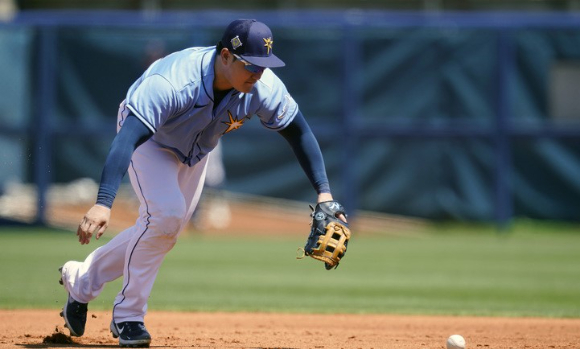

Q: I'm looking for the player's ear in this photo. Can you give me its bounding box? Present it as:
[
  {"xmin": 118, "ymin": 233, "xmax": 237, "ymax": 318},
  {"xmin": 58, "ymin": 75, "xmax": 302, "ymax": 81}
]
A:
[{"xmin": 220, "ymin": 48, "xmax": 232, "ymax": 65}]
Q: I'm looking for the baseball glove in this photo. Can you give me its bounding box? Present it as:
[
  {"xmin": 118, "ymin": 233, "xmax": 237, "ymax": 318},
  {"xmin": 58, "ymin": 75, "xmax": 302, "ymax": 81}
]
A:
[{"xmin": 301, "ymin": 201, "xmax": 351, "ymax": 270}]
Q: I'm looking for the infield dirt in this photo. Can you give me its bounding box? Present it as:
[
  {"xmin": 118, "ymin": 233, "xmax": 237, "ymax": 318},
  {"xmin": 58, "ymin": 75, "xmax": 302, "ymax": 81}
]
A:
[{"xmin": 1, "ymin": 309, "xmax": 579, "ymax": 348}]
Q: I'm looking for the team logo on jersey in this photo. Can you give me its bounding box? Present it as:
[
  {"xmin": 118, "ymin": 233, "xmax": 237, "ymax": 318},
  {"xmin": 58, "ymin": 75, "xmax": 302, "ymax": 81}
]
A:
[
  {"xmin": 223, "ymin": 110, "xmax": 245, "ymax": 134},
  {"xmin": 263, "ymin": 37, "xmax": 273, "ymax": 54},
  {"xmin": 231, "ymin": 36, "xmax": 242, "ymax": 50}
]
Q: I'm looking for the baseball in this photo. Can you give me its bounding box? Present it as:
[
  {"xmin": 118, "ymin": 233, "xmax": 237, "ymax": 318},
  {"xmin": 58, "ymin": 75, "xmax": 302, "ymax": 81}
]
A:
[{"xmin": 446, "ymin": 334, "xmax": 466, "ymax": 349}]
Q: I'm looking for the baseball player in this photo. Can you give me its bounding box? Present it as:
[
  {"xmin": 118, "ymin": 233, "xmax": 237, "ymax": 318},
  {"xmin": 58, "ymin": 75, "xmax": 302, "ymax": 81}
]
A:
[{"xmin": 58, "ymin": 19, "xmax": 346, "ymax": 347}]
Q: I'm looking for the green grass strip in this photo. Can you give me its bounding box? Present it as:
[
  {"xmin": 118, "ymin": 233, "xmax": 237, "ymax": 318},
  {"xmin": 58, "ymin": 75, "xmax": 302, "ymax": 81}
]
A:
[{"xmin": 0, "ymin": 223, "xmax": 579, "ymax": 318}]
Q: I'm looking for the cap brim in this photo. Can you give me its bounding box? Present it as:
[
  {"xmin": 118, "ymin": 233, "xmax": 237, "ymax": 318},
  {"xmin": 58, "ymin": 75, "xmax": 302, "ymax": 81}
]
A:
[{"xmin": 241, "ymin": 53, "xmax": 285, "ymax": 68}]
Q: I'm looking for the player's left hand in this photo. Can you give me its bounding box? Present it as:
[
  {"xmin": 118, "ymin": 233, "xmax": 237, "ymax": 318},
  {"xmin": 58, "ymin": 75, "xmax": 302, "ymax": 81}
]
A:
[
  {"xmin": 301, "ymin": 194, "xmax": 351, "ymax": 270},
  {"xmin": 317, "ymin": 193, "xmax": 347, "ymax": 223},
  {"xmin": 77, "ymin": 204, "xmax": 111, "ymax": 245}
]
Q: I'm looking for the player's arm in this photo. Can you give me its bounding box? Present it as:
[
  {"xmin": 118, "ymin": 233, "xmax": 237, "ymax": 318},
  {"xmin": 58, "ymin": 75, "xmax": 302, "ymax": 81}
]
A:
[
  {"xmin": 77, "ymin": 114, "xmax": 153, "ymax": 245},
  {"xmin": 277, "ymin": 111, "xmax": 342, "ymax": 209}
]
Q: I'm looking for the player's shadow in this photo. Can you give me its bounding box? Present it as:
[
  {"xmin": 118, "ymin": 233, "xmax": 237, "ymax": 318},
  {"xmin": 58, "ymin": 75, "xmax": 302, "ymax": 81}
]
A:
[
  {"xmin": 19, "ymin": 345, "xmax": 299, "ymax": 349},
  {"xmin": 18, "ymin": 345, "xmax": 118, "ymax": 348},
  {"xmin": 19, "ymin": 345, "xmax": 196, "ymax": 348}
]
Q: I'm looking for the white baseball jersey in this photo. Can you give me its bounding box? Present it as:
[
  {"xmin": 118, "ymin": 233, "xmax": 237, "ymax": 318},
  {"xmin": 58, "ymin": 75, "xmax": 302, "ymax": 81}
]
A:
[{"xmin": 124, "ymin": 46, "xmax": 299, "ymax": 166}]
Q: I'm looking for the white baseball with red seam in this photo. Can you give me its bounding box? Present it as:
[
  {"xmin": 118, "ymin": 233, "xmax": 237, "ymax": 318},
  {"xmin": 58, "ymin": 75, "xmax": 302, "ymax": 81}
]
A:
[{"xmin": 446, "ymin": 334, "xmax": 466, "ymax": 349}]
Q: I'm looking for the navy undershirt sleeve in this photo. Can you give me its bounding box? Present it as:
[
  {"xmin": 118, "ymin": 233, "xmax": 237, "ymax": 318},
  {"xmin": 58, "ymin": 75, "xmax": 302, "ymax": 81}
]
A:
[
  {"xmin": 96, "ymin": 114, "xmax": 153, "ymax": 208},
  {"xmin": 277, "ymin": 111, "xmax": 331, "ymax": 194}
]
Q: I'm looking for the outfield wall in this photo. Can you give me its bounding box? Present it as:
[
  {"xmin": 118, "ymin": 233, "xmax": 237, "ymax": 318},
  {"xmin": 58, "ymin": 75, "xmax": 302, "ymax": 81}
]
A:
[{"xmin": 1, "ymin": 10, "xmax": 580, "ymax": 224}]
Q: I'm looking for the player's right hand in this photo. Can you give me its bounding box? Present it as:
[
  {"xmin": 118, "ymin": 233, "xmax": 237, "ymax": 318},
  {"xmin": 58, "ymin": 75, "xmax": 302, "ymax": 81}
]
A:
[{"xmin": 77, "ymin": 204, "xmax": 111, "ymax": 245}]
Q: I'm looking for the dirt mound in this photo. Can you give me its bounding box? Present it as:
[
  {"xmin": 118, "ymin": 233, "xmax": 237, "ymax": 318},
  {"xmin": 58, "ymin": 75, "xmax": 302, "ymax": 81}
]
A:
[{"xmin": 42, "ymin": 327, "xmax": 73, "ymax": 344}]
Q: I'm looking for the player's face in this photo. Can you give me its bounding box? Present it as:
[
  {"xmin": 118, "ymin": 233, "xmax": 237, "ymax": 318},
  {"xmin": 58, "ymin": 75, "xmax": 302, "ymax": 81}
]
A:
[{"xmin": 224, "ymin": 51, "xmax": 265, "ymax": 93}]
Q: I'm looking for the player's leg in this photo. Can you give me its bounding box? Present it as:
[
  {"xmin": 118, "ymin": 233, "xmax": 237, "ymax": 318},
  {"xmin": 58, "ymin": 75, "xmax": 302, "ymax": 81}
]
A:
[
  {"xmin": 60, "ymin": 225, "xmax": 142, "ymax": 303},
  {"xmin": 58, "ymin": 101, "xmax": 142, "ymax": 337},
  {"xmin": 58, "ymin": 226, "xmax": 140, "ymax": 337},
  {"xmin": 110, "ymin": 140, "xmax": 208, "ymax": 347}
]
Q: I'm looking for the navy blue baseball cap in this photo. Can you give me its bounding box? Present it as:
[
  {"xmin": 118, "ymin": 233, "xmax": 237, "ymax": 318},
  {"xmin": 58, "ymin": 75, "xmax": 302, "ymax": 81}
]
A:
[{"xmin": 221, "ymin": 19, "xmax": 285, "ymax": 68}]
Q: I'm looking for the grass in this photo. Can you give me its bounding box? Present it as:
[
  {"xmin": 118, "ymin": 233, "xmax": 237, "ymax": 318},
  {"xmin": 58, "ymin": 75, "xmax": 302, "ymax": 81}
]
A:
[{"xmin": 0, "ymin": 222, "xmax": 579, "ymax": 318}]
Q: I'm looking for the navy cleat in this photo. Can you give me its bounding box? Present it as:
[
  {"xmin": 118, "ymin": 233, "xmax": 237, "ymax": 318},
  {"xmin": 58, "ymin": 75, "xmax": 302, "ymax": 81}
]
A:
[
  {"xmin": 58, "ymin": 267, "xmax": 88, "ymax": 337},
  {"xmin": 60, "ymin": 294, "xmax": 88, "ymax": 336},
  {"xmin": 110, "ymin": 321, "xmax": 152, "ymax": 348}
]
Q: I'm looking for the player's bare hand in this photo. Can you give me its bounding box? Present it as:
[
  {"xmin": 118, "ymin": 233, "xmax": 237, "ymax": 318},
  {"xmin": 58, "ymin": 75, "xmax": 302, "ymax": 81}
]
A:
[
  {"xmin": 317, "ymin": 193, "xmax": 347, "ymax": 223},
  {"xmin": 77, "ymin": 204, "xmax": 111, "ymax": 245}
]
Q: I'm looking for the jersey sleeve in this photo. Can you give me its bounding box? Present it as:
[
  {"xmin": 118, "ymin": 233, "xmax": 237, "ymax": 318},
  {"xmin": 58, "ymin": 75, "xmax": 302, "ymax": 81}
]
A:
[
  {"xmin": 255, "ymin": 70, "xmax": 299, "ymax": 131},
  {"xmin": 125, "ymin": 74, "xmax": 178, "ymax": 133}
]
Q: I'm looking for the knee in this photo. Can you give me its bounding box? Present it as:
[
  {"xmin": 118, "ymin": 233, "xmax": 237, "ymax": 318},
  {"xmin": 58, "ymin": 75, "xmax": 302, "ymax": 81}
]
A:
[{"xmin": 148, "ymin": 202, "xmax": 187, "ymax": 236}]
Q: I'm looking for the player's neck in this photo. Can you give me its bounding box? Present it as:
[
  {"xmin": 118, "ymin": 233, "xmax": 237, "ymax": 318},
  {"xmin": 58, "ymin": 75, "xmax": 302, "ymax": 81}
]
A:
[{"xmin": 213, "ymin": 77, "xmax": 232, "ymax": 92}]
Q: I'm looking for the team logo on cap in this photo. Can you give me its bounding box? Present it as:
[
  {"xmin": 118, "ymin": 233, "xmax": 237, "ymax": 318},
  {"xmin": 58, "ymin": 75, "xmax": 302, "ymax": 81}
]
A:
[
  {"xmin": 263, "ymin": 37, "xmax": 273, "ymax": 54},
  {"xmin": 230, "ymin": 35, "xmax": 242, "ymax": 50}
]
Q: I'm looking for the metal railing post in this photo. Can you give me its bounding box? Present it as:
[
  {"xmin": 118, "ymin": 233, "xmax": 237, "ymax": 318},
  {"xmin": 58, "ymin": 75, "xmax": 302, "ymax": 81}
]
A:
[
  {"xmin": 341, "ymin": 23, "xmax": 360, "ymax": 217},
  {"xmin": 33, "ymin": 26, "xmax": 57, "ymax": 225},
  {"xmin": 494, "ymin": 28, "xmax": 514, "ymax": 228}
]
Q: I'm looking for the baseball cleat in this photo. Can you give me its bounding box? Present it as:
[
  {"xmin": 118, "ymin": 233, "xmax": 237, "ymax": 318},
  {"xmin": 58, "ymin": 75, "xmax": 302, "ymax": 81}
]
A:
[
  {"xmin": 60, "ymin": 294, "xmax": 88, "ymax": 336},
  {"xmin": 110, "ymin": 321, "xmax": 151, "ymax": 348},
  {"xmin": 58, "ymin": 266, "xmax": 88, "ymax": 337}
]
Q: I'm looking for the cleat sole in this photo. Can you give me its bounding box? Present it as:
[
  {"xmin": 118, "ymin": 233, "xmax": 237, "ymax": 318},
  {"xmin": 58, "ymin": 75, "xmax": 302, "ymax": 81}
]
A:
[
  {"xmin": 119, "ymin": 338, "xmax": 151, "ymax": 347},
  {"xmin": 120, "ymin": 343, "xmax": 150, "ymax": 348}
]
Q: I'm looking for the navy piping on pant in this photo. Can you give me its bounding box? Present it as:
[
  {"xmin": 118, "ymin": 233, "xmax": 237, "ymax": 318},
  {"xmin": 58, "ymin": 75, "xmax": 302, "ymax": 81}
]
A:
[{"xmin": 112, "ymin": 159, "xmax": 151, "ymax": 321}]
